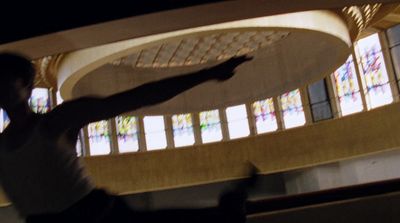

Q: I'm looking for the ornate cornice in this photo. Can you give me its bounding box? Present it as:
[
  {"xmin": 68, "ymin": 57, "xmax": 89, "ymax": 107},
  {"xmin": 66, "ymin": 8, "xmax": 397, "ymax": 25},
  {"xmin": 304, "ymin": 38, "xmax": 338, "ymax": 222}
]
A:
[
  {"xmin": 33, "ymin": 54, "xmax": 63, "ymax": 89},
  {"xmin": 341, "ymin": 4, "xmax": 382, "ymax": 41}
]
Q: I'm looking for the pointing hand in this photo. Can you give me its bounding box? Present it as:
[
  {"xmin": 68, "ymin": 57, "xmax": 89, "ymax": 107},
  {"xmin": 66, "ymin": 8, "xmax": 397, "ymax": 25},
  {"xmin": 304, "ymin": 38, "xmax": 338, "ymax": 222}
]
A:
[{"xmin": 212, "ymin": 55, "xmax": 252, "ymax": 81}]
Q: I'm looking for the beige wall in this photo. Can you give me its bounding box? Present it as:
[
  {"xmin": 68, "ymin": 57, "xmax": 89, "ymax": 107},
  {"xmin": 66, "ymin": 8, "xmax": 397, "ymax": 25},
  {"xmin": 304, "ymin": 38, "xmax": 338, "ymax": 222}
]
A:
[
  {"xmin": 283, "ymin": 149, "xmax": 400, "ymax": 194},
  {"xmin": 1, "ymin": 102, "xmax": 400, "ymax": 206},
  {"xmin": 81, "ymin": 102, "xmax": 400, "ymax": 196}
]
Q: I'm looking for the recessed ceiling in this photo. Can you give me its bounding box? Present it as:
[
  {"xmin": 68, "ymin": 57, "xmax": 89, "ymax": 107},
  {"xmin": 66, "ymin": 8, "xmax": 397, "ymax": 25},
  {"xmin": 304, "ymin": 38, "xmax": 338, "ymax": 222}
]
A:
[
  {"xmin": 111, "ymin": 31, "xmax": 290, "ymax": 68},
  {"xmin": 73, "ymin": 30, "xmax": 349, "ymax": 115},
  {"xmin": 59, "ymin": 10, "xmax": 351, "ymax": 115}
]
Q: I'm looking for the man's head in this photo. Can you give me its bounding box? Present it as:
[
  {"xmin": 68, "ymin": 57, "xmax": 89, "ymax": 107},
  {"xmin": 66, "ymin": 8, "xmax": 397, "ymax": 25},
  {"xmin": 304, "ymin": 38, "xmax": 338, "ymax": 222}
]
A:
[{"xmin": 0, "ymin": 53, "xmax": 35, "ymax": 109}]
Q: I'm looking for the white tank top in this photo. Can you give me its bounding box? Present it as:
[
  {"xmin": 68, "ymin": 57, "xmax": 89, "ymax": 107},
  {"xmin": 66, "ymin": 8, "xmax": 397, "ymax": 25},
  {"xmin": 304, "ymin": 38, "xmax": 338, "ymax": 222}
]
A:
[{"xmin": 0, "ymin": 119, "xmax": 95, "ymax": 216}]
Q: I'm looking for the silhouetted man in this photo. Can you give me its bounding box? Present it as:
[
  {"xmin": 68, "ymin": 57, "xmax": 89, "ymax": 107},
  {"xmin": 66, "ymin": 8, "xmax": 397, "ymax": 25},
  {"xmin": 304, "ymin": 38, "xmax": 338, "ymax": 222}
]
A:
[{"xmin": 0, "ymin": 52, "xmax": 252, "ymax": 222}]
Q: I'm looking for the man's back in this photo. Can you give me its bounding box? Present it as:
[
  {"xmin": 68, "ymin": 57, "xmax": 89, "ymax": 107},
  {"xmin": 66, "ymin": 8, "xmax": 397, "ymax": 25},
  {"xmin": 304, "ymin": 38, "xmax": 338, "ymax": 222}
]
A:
[
  {"xmin": 0, "ymin": 114, "xmax": 94, "ymax": 216},
  {"xmin": 0, "ymin": 52, "xmax": 251, "ymax": 222}
]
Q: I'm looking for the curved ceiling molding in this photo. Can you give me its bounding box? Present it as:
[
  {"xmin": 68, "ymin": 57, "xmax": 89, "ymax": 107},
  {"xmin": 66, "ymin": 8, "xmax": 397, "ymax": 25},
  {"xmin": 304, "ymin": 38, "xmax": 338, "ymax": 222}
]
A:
[{"xmin": 57, "ymin": 10, "xmax": 351, "ymax": 115}]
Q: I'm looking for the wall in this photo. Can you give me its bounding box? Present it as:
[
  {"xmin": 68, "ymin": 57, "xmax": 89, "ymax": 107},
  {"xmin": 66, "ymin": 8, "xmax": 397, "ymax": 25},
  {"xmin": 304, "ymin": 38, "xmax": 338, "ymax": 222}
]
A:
[
  {"xmin": 78, "ymin": 102, "xmax": 400, "ymax": 196},
  {"xmin": 284, "ymin": 149, "xmax": 400, "ymax": 194},
  {"xmin": 4, "ymin": 148, "xmax": 400, "ymax": 222},
  {"xmin": 1, "ymin": 102, "xmax": 400, "ymax": 208}
]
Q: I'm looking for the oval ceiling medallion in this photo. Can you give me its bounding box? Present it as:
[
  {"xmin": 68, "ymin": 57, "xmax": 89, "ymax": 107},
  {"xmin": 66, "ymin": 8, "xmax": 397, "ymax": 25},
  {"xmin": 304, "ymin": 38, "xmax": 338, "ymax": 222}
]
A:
[{"xmin": 111, "ymin": 31, "xmax": 290, "ymax": 68}]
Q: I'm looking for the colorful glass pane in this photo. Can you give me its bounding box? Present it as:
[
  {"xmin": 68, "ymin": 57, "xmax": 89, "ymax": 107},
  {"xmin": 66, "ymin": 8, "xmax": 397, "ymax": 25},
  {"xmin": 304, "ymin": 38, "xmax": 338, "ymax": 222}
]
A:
[
  {"xmin": 332, "ymin": 55, "xmax": 364, "ymax": 116},
  {"xmin": 0, "ymin": 110, "xmax": 6, "ymax": 132},
  {"xmin": 172, "ymin": 114, "xmax": 195, "ymax": 147},
  {"xmin": 280, "ymin": 89, "xmax": 306, "ymax": 129},
  {"xmin": 143, "ymin": 116, "xmax": 167, "ymax": 151},
  {"xmin": 88, "ymin": 121, "xmax": 111, "ymax": 155},
  {"xmin": 252, "ymin": 98, "xmax": 277, "ymax": 133},
  {"xmin": 56, "ymin": 91, "xmax": 64, "ymax": 105},
  {"xmin": 1, "ymin": 110, "xmax": 10, "ymax": 132},
  {"xmin": 116, "ymin": 116, "xmax": 139, "ymax": 153},
  {"xmin": 226, "ymin": 104, "xmax": 250, "ymax": 139},
  {"xmin": 0, "ymin": 110, "xmax": 2, "ymax": 133},
  {"xmin": 76, "ymin": 135, "xmax": 83, "ymax": 157},
  {"xmin": 4, "ymin": 113, "xmax": 9, "ymax": 130},
  {"xmin": 356, "ymin": 33, "xmax": 393, "ymax": 109},
  {"xmin": 29, "ymin": 88, "xmax": 50, "ymax": 114},
  {"xmin": 199, "ymin": 110, "xmax": 222, "ymax": 143}
]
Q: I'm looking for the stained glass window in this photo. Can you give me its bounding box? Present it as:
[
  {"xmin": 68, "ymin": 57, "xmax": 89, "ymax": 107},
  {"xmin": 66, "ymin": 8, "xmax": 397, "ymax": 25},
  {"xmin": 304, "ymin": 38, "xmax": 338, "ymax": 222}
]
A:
[
  {"xmin": 116, "ymin": 116, "xmax": 139, "ymax": 153},
  {"xmin": 143, "ymin": 116, "xmax": 167, "ymax": 151},
  {"xmin": 3, "ymin": 112, "xmax": 9, "ymax": 130},
  {"xmin": 56, "ymin": 91, "xmax": 64, "ymax": 105},
  {"xmin": 0, "ymin": 110, "xmax": 7, "ymax": 132},
  {"xmin": 88, "ymin": 121, "xmax": 111, "ymax": 155},
  {"xmin": 0, "ymin": 110, "xmax": 10, "ymax": 132},
  {"xmin": 172, "ymin": 114, "xmax": 195, "ymax": 147},
  {"xmin": 29, "ymin": 88, "xmax": 50, "ymax": 114},
  {"xmin": 252, "ymin": 98, "xmax": 277, "ymax": 134},
  {"xmin": 0, "ymin": 110, "xmax": 3, "ymax": 133},
  {"xmin": 308, "ymin": 80, "xmax": 333, "ymax": 121},
  {"xmin": 76, "ymin": 135, "xmax": 83, "ymax": 157},
  {"xmin": 355, "ymin": 33, "xmax": 393, "ymax": 109},
  {"xmin": 199, "ymin": 110, "xmax": 222, "ymax": 143},
  {"xmin": 226, "ymin": 104, "xmax": 250, "ymax": 139},
  {"xmin": 280, "ymin": 89, "xmax": 306, "ymax": 129},
  {"xmin": 332, "ymin": 55, "xmax": 364, "ymax": 116}
]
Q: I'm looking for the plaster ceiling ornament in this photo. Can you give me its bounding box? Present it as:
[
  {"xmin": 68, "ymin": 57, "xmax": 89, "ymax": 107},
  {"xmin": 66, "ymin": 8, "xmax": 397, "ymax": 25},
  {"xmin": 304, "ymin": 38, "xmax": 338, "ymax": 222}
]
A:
[
  {"xmin": 111, "ymin": 31, "xmax": 290, "ymax": 68},
  {"xmin": 54, "ymin": 3, "xmax": 397, "ymax": 115}
]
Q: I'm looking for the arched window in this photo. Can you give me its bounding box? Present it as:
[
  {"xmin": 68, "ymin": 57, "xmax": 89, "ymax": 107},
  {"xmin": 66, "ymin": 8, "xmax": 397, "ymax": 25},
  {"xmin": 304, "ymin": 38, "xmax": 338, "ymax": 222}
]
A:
[
  {"xmin": 199, "ymin": 110, "xmax": 222, "ymax": 143},
  {"xmin": 172, "ymin": 113, "xmax": 195, "ymax": 147},
  {"xmin": 252, "ymin": 98, "xmax": 278, "ymax": 133},
  {"xmin": 355, "ymin": 33, "xmax": 393, "ymax": 109},
  {"xmin": 226, "ymin": 104, "xmax": 250, "ymax": 139},
  {"xmin": 143, "ymin": 116, "xmax": 167, "ymax": 151},
  {"xmin": 116, "ymin": 116, "xmax": 139, "ymax": 153},
  {"xmin": 88, "ymin": 120, "xmax": 111, "ymax": 155},
  {"xmin": 29, "ymin": 88, "xmax": 50, "ymax": 114},
  {"xmin": 332, "ymin": 55, "xmax": 364, "ymax": 116},
  {"xmin": 280, "ymin": 89, "xmax": 306, "ymax": 129}
]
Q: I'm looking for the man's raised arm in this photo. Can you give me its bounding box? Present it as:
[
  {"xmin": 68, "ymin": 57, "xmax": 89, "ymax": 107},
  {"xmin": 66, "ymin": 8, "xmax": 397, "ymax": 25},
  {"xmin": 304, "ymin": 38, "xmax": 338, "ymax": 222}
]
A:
[{"xmin": 46, "ymin": 56, "xmax": 252, "ymax": 133}]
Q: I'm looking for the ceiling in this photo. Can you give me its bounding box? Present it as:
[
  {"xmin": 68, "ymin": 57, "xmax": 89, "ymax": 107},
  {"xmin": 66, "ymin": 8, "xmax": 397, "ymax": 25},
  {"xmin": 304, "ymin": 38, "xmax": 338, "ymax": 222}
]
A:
[
  {"xmin": 0, "ymin": 0, "xmax": 222, "ymax": 45},
  {"xmin": 1, "ymin": 0, "xmax": 399, "ymax": 59},
  {"xmin": 111, "ymin": 31, "xmax": 290, "ymax": 68},
  {"xmin": 356, "ymin": 4, "xmax": 400, "ymax": 37},
  {"xmin": 372, "ymin": 5, "xmax": 400, "ymax": 29},
  {"xmin": 68, "ymin": 10, "xmax": 350, "ymax": 115}
]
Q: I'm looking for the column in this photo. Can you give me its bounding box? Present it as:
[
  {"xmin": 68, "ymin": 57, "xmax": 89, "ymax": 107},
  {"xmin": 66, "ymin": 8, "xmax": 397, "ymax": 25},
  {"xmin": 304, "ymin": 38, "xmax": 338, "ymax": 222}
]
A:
[
  {"xmin": 273, "ymin": 96, "xmax": 284, "ymax": 130},
  {"xmin": 325, "ymin": 77, "xmax": 341, "ymax": 119},
  {"xmin": 82, "ymin": 126, "xmax": 91, "ymax": 156},
  {"xmin": 300, "ymin": 87, "xmax": 313, "ymax": 125},
  {"xmin": 219, "ymin": 108, "xmax": 230, "ymax": 141},
  {"xmin": 192, "ymin": 112, "xmax": 202, "ymax": 145},
  {"xmin": 245, "ymin": 102, "xmax": 257, "ymax": 136},
  {"xmin": 164, "ymin": 115, "xmax": 174, "ymax": 148},
  {"xmin": 137, "ymin": 117, "xmax": 147, "ymax": 152},
  {"xmin": 109, "ymin": 118, "xmax": 119, "ymax": 154}
]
